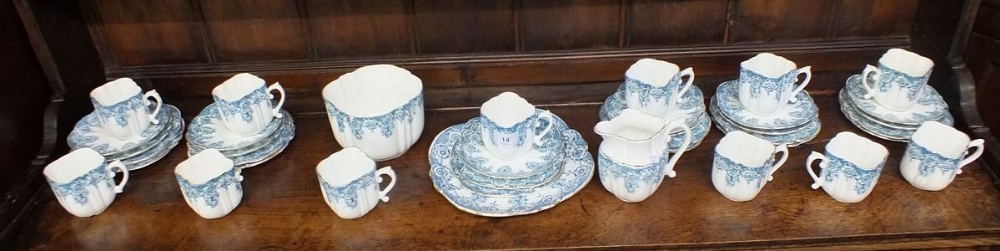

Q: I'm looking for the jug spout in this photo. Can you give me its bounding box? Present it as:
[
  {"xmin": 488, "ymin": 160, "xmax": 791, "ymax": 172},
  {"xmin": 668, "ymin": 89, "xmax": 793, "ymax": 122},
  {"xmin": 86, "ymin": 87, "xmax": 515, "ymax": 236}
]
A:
[{"xmin": 594, "ymin": 109, "xmax": 671, "ymax": 166}]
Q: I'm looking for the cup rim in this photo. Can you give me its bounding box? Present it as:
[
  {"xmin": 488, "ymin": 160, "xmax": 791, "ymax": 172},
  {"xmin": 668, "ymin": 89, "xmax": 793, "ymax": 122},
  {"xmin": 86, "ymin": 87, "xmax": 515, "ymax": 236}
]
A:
[
  {"xmin": 740, "ymin": 53, "xmax": 797, "ymax": 79},
  {"xmin": 175, "ymin": 149, "xmax": 235, "ymax": 185},
  {"xmin": 44, "ymin": 148, "xmax": 106, "ymax": 184},
  {"xmin": 90, "ymin": 78, "xmax": 142, "ymax": 106},
  {"xmin": 212, "ymin": 73, "xmax": 266, "ymax": 102},
  {"xmin": 322, "ymin": 64, "xmax": 423, "ymax": 118},
  {"xmin": 878, "ymin": 48, "xmax": 934, "ymax": 77},
  {"xmin": 317, "ymin": 147, "xmax": 376, "ymax": 186},
  {"xmin": 625, "ymin": 58, "xmax": 681, "ymax": 87},
  {"xmin": 826, "ymin": 132, "xmax": 888, "ymax": 170},
  {"xmin": 481, "ymin": 92, "xmax": 536, "ymax": 128},
  {"xmin": 716, "ymin": 131, "xmax": 775, "ymax": 167},
  {"xmin": 911, "ymin": 121, "xmax": 970, "ymax": 159},
  {"xmin": 594, "ymin": 109, "xmax": 668, "ymax": 142}
]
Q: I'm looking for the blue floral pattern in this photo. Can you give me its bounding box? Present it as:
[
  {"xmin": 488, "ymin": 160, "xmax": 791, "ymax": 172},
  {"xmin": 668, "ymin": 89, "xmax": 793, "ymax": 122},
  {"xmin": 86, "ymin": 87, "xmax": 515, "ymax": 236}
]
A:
[
  {"xmin": 839, "ymin": 89, "xmax": 954, "ymax": 142},
  {"xmin": 480, "ymin": 113, "xmax": 536, "ymax": 149},
  {"xmin": 907, "ymin": 143, "xmax": 961, "ymax": 177},
  {"xmin": 871, "ymin": 64, "xmax": 931, "ymax": 101},
  {"xmin": 455, "ymin": 115, "xmax": 563, "ymax": 178},
  {"xmin": 320, "ymin": 171, "xmax": 374, "ymax": 209},
  {"xmin": 92, "ymin": 95, "xmax": 146, "ymax": 127},
  {"xmin": 213, "ymin": 88, "xmax": 270, "ymax": 123},
  {"xmin": 187, "ymin": 102, "xmax": 285, "ymax": 151},
  {"xmin": 713, "ymin": 153, "xmax": 773, "ymax": 188},
  {"xmin": 120, "ymin": 105, "xmax": 185, "ymax": 170},
  {"xmin": 177, "ymin": 169, "xmax": 242, "ymax": 208},
  {"xmin": 326, "ymin": 95, "xmax": 422, "ymax": 140},
  {"xmin": 822, "ymin": 154, "xmax": 884, "ymax": 195},
  {"xmin": 600, "ymin": 84, "xmax": 710, "ymax": 152},
  {"xmin": 598, "ymin": 151, "xmax": 668, "ymax": 193},
  {"xmin": 717, "ymin": 80, "xmax": 817, "ymax": 129},
  {"xmin": 623, "ymin": 75, "xmax": 688, "ymax": 107},
  {"xmin": 70, "ymin": 103, "xmax": 173, "ymax": 156},
  {"xmin": 739, "ymin": 68, "xmax": 800, "ymax": 101},
  {"xmin": 710, "ymin": 97, "xmax": 820, "ymax": 147},
  {"xmin": 47, "ymin": 165, "xmax": 114, "ymax": 205},
  {"xmin": 847, "ymin": 74, "xmax": 948, "ymax": 125},
  {"xmin": 187, "ymin": 113, "xmax": 295, "ymax": 169}
]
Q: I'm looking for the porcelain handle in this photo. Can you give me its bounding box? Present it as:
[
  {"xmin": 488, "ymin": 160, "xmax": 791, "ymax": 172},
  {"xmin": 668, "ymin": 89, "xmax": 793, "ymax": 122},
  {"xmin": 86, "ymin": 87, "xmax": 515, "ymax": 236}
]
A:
[
  {"xmin": 661, "ymin": 120, "xmax": 692, "ymax": 178},
  {"xmin": 376, "ymin": 166, "xmax": 396, "ymax": 203},
  {"xmin": 533, "ymin": 110, "xmax": 555, "ymax": 146},
  {"xmin": 234, "ymin": 166, "xmax": 244, "ymax": 182},
  {"xmin": 674, "ymin": 67, "xmax": 695, "ymax": 104},
  {"xmin": 107, "ymin": 160, "xmax": 130, "ymax": 193},
  {"xmin": 267, "ymin": 82, "xmax": 286, "ymax": 119},
  {"xmin": 768, "ymin": 144, "xmax": 789, "ymax": 181},
  {"xmin": 957, "ymin": 139, "xmax": 986, "ymax": 174},
  {"xmin": 861, "ymin": 64, "xmax": 881, "ymax": 99},
  {"xmin": 143, "ymin": 90, "xmax": 163, "ymax": 124},
  {"xmin": 806, "ymin": 151, "xmax": 827, "ymax": 189},
  {"xmin": 787, "ymin": 66, "xmax": 811, "ymax": 103}
]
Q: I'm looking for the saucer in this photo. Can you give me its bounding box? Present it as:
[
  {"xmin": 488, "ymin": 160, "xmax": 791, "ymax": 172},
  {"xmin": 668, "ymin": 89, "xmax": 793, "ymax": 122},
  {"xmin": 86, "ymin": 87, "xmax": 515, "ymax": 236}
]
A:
[
  {"xmin": 430, "ymin": 113, "xmax": 594, "ymax": 217},
  {"xmin": 600, "ymin": 83, "xmax": 706, "ymax": 133},
  {"xmin": 668, "ymin": 111, "xmax": 711, "ymax": 153},
  {"xmin": 716, "ymin": 80, "xmax": 817, "ymax": 130},
  {"xmin": 120, "ymin": 111, "xmax": 184, "ymax": 170},
  {"xmin": 845, "ymin": 74, "xmax": 948, "ymax": 126},
  {"xmin": 187, "ymin": 113, "xmax": 295, "ymax": 169},
  {"xmin": 710, "ymin": 97, "xmax": 819, "ymax": 147},
  {"xmin": 69, "ymin": 103, "xmax": 175, "ymax": 157},
  {"xmin": 839, "ymin": 88, "xmax": 953, "ymax": 142},
  {"xmin": 187, "ymin": 102, "xmax": 287, "ymax": 151},
  {"xmin": 454, "ymin": 114, "xmax": 564, "ymax": 179}
]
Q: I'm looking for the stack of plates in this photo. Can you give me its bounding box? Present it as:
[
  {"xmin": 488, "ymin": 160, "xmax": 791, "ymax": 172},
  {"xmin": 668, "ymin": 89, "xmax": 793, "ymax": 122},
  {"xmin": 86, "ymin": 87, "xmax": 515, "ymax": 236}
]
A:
[
  {"xmin": 709, "ymin": 80, "xmax": 821, "ymax": 147},
  {"xmin": 68, "ymin": 105, "xmax": 185, "ymax": 170},
  {"xmin": 599, "ymin": 84, "xmax": 711, "ymax": 152},
  {"xmin": 186, "ymin": 103, "xmax": 295, "ymax": 168},
  {"xmin": 839, "ymin": 74, "xmax": 953, "ymax": 141}
]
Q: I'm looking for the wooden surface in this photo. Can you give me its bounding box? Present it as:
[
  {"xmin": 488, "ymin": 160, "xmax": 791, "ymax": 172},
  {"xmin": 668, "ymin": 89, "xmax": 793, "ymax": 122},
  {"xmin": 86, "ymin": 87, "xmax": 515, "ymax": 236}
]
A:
[{"xmin": 7, "ymin": 77, "xmax": 1000, "ymax": 249}]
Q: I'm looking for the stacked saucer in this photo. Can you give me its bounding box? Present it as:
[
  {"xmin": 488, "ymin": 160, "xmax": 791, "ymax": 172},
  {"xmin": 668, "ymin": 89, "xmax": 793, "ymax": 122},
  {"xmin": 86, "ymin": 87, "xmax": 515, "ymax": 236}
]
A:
[
  {"xmin": 186, "ymin": 102, "xmax": 295, "ymax": 169},
  {"xmin": 709, "ymin": 80, "xmax": 820, "ymax": 147},
  {"xmin": 599, "ymin": 83, "xmax": 711, "ymax": 152},
  {"xmin": 838, "ymin": 74, "xmax": 952, "ymax": 141}
]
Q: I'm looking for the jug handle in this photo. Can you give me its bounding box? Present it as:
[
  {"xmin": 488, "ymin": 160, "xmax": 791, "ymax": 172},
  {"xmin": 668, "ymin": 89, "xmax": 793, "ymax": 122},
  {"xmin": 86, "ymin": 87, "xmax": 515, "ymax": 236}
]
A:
[
  {"xmin": 861, "ymin": 65, "xmax": 881, "ymax": 99},
  {"xmin": 768, "ymin": 144, "xmax": 789, "ymax": 181},
  {"xmin": 806, "ymin": 151, "xmax": 827, "ymax": 189},
  {"xmin": 533, "ymin": 110, "xmax": 555, "ymax": 146},
  {"xmin": 957, "ymin": 139, "xmax": 985, "ymax": 174},
  {"xmin": 661, "ymin": 120, "xmax": 692, "ymax": 178}
]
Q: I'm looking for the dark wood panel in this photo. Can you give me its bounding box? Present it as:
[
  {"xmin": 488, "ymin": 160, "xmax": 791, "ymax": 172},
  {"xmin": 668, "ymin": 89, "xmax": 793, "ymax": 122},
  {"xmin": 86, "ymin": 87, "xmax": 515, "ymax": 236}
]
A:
[
  {"xmin": 627, "ymin": 0, "xmax": 728, "ymax": 47},
  {"xmin": 413, "ymin": 0, "xmax": 515, "ymax": 54},
  {"xmin": 305, "ymin": 0, "xmax": 412, "ymax": 58},
  {"xmin": 199, "ymin": 0, "xmax": 310, "ymax": 62},
  {"xmin": 729, "ymin": 0, "xmax": 837, "ymax": 43},
  {"xmin": 833, "ymin": 0, "xmax": 920, "ymax": 38},
  {"xmin": 967, "ymin": 4, "xmax": 1000, "ymax": 143},
  {"xmin": 92, "ymin": 0, "xmax": 208, "ymax": 66},
  {"xmin": 519, "ymin": 0, "xmax": 620, "ymax": 51},
  {"xmin": 974, "ymin": 3, "xmax": 1000, "ymax": 41}
]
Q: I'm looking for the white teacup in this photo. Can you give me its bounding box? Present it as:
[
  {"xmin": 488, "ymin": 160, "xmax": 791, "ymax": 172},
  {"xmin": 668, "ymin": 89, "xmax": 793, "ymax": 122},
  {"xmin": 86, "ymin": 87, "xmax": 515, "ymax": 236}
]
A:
[
  {"xmin": 861, "ymin": 48, "xmax": 934, "ymax": 111},
  {"xmin": 901, "ymin": 121, "xmax": 985, "ymax": 191},
  {"xmin": 317, "ymin": 147, "xmax": 397, "ymax": 219},
  {"xmin": 175, "ymin": 149, "xmax": 243, "ymax": 219},
  {"xmin": 480, "ymin": 92, "xmax": 555, "ymax": 160},
  {"xmin": 212, "ymin": 73, "xmax": 286, "ymax": 136},
  {"xmin": 738, "ymin": 53, "xmax": 812, "ymax": 116},
  {"xmin": 622, "ymin": 58, "xmax": 695, "ymax": 117},
  {"xmin": 90, "ymin": 77, "xmax": 163, "ymax": 139},
  {"xmin": 806, "ymin": 132, "xmax": 888, "ymax": 203},
  {"xmin": 44, "ymin": 148, "xmax": 130, "ymax": 217},
  {"xmin": 712, "ymin": 131, "xmax": 788, "ymax": 202}
]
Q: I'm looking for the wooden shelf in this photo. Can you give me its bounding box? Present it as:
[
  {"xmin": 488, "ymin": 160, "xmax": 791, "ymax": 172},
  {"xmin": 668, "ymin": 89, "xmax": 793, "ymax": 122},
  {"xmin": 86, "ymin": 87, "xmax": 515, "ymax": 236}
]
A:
[{"xmin": 8, "ymin": 79, "xmax": 1000, "ymax": 249}]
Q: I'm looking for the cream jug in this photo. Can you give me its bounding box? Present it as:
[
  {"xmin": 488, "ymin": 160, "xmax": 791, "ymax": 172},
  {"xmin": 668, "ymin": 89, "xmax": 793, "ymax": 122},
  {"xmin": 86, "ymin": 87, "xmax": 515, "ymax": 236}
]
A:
[{"xmin": 594, "ymin": 109, "xmax": 691, "ymax": 202}]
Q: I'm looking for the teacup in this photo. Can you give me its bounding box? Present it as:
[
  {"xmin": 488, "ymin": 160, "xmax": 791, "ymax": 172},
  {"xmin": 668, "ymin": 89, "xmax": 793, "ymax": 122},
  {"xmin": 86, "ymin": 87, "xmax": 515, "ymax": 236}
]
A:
[
  {"xmin": 738, "ymin": 53, "xmax": 811, "ymax": 116},
  {"xmin": 861, "ymin": 48, "xmax": 934, "ymax": 111},
  {"xmin": 622, "ymin": 58, "xmax": 695, "ymax": 117},
  {"xmin": 323, "ymin": 65, "xmax": 425, "ymax": 161},
  {"xmin": 901, "ymin": 121, "xmax": 984, "ymax": 191},
  {"xmin": 317, "ymin": 147, "xmax": 397, "ymax": 219},
  {"xmin": 175, "ymin": 149, "xmax": 243, "ymax": 219},
  {"xmin": 43, "ymin": 148, "xmax": 130, "ymax": 217},
  {"xmin": 712, "ymin": 131, "xmax": 788, "ymax": 202},
  {"xmin": 212, "ymin": 73, "xmax": 286, "ymax": 136},
  {"xmin": 90, "ymin": 77, "xmax": 163, "ymax": 139},
  {"xmin": 480, "ymin": 92, "xmax": 555, "ymax": 160},
  {"xmin": 806, "ymin": 132, "xmax": 888, "ymax": 203}
]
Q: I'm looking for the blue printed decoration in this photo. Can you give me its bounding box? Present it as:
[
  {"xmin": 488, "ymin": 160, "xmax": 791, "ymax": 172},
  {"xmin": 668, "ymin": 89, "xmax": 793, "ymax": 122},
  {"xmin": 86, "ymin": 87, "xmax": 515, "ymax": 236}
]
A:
[
  {"xmin": 213, "ymin": 87, "xmax": 270, "ymax": 123},
  {"xmin": 822, "ymin": 154, "xmax": 884, "ymax": 195},
  {"xmin": 597, "ymin": 151, "xmax": 667, "ymax": 194},
  {"xmin": 92, "ymin": 94, "xmax": 145, "ymax": 127},
  {"xmin": 47, "ymin": 166, "xmax": 114, "ymax": 205},
  {"xmin": 326, "ymin": 95, "xmax": 423, "ymax": 140},
  {"xmin": 907, "ymin": 143, "xmax": 961, "ymax": 177},
  {"xmin": 320, "ymin": 171, "xmax": 375, "ymax": 209},
  {"xmin": 623, "ymin": 73, "xmax": 686, "ymax": 106},
  {"xmin": 871, "ymin": 63, "xmax": 930, "ymax": 101},
  {"xmin": 713, "ymin": 153, "xmax": 773, "ymax": 188},
  {"xmin": 177, "ymin": 169, "xmax": 242, "ymax": 208},
  {"xmin": 739, "ymin": 68, "xmax": 798, "ymax": 101}
]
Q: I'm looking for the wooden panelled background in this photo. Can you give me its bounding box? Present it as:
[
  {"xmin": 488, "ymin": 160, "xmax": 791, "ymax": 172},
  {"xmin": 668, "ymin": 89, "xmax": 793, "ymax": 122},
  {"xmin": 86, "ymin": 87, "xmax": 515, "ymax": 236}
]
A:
[
  {"xmin": 967, "ymin": 0, "xmax": 1000, "ymax": 139},
  {"xmin": 78, "ymin": 0, "xmax": 921, "ymax": 113}
]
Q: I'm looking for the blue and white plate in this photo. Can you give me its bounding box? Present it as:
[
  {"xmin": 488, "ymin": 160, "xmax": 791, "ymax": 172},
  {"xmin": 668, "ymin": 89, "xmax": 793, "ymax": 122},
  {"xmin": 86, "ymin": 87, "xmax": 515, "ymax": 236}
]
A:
[
  {"xmin": 69, "ymin": 103, "xmax": 176, "ymax": 157},
  {"xmin": 716, "ymin": 80, "xmax": 818, "ymax": 130},
  {"xmin": 120, "ymin": 110, "xmax": 184, "ymax": 170},
  {"xmin": 187, "ymin": 114, "xmax": 295, "ymax": 169},
  {"xmin": 187, "ymin": 102, "xmax": 287, "ymax": 152},
  {"xmin": 845, "ymin": 74, "xmax": 948, "ymax": 126},
  {"xmin": 454, "ymin": 114, "xmax": 564, "ymax": 179},
  {"xmin": 429, "ymin": 113, "xmax": 594, "ymax": 217},
  {"xmin": 839, "ymin": 88, "xmax": 953, "ymax": 142},
  {"xmin": 600, "ymin": 84, "xmax": 710, "ymax": 152},
  {"xmin": 710, "ymin": 97, "xmax": 819, "ymax": 147}
]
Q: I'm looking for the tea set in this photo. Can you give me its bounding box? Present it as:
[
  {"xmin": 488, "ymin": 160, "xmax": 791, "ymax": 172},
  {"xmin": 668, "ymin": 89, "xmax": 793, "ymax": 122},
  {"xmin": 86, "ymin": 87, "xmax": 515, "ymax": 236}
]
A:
[{"xmin": 44, "ymin": 48, "xmax": 987, "ymax": 219}]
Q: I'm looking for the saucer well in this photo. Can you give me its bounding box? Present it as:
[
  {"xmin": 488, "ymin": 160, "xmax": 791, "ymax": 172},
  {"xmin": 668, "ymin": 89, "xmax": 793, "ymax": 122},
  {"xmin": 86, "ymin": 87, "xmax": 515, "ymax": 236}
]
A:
[
  {"xmin": 715, "ymin": 80, "xmax": 817, "ymax": 130},
  {"xmin": 69, "ymin": 103, "xmax": 174, "ymax": 157},
  {"xmin": 187, "ymin": 102, "xmax": 287, "ymax": 151},
  {"xmin": 845, "ymin": 74, "xmax": 948, "ymax": 126}
]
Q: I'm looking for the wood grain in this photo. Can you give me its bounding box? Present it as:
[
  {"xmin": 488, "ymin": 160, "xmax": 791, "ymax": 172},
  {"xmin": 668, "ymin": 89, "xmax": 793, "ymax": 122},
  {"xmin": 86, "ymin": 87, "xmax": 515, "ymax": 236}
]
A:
[
  {"xmin": 729, "ymin": 0, "xmax": 838, "ymax": 43},
  {"xmin": 833, "ymin": 0, "xmax": 920, "ymax": 38},
  {"xmin": 627, "ymin": 0, "xmax": 728, "ymax": 47},
  {"xmin": 413, "ymin": 0, "xmax": 515, "ymax": 54},
  {"xmin": 519, "ymin": 0, "xmax": 620, "ymax": 51},
  {"xmin": 305, "ymin": 0, "xmax": 413, "ymax": 58},
  {"xmin": 199, "ymin": 0, "xmax": 310, "ymax": 62},
  {"xmin": 91, "ymin": 0, "xmax": 208, "ymax": 66}
]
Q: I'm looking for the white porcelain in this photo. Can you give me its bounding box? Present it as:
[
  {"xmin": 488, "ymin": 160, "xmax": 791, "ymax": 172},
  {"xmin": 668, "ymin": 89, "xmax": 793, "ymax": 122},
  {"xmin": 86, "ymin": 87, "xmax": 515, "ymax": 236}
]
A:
[
  {"xmin": 118, "ymin": 105, "xmax": 185, "ymax": 171},
  {"xmin": 323, "ymin": 65, "xmax": 424, "ymax": 161},
  {"xmin": 738, "ymin": 53, "xmax": 812, "ymax": 116},
  {"xmin": 622, "ymin": 58, "xmax": 695, "ymax": 117},
  {"xmin": 186, "ymin": 111, "xmax": 295, "ymax": 169},
  {"xmin": 455, "ymin": 114, "xmax": 563, "ymax": 178},
  {"xmin": 479, "ymin": 92, "xmax": 555, "ymax": 160},
  {"xmin": 187, "ymin": 102, "xmax": 288, "ymax": 152},
  {"xmin": 600, "ymin": 84, "xmax": 711, "ymax": 152},
  {"xmin": 175, "ymin": 149, "xmax": 243, "ymax": 219},
  {"xmin": 861, "ymin": 48, "xmax": 934, "ymax": 112},
  {"xmin": 709, "ymin": 96, "xmax": 821, "ymax": 147},
  {"xmin": 90, "ymin": 78, "xmax": 163, "ymax": 139},
  {"xmin": 43, "ymin": 148, "xmax": 130, "ymax": 217},
  {"xmin": 595, "ymin": 109, "xmax": 691, "ymax": 202},
  {"xmin": 317, "ymin": 147, "xmax": 397, "ymax": 219},
  {"xmin": 844, "ymin": 74, "xmax": 948, "ymax": 126},
  {"xmin": 69, "ymin": 103, "xmax": 173, "ymax": 158},
  {"xmin": 838, "ymin": 87, "xmax": 954, "ymax": 142},
  {"xmin": 429, "ymin": 114, "xmax": 594, "ymax": 217},
  {"xmin": 901, "ymin": 121, "xmax": 985, "ymax": 191},
  {"xmin": 806, "ymin": 132, "xmax": 888, "ymax": 203},
  {"xmin": 716, "ymin": 80, "xmax": 817, "ymax": 130},
  {"xmin": 712, "ymin": 131, "xmax": 788, "ymax": 202},
  {"xmin": 212, "ymin": 73, "xmax": 286, "ymax": 136}
]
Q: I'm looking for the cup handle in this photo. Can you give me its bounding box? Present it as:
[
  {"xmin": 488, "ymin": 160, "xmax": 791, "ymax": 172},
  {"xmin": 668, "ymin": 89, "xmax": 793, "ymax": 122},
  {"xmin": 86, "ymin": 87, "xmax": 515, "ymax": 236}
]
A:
[
  {"xmin": 661, "ymin": 119, "xmax": 692, "ymax": 178},
  {"xmin": 861, "ymin": 64, "xmax": 881, "ymax": 99},
  {"xmin": 787, "ymin": 66, "xmax": 811, "ymax": 103},
  {"xmin": 768, "ymin": 144, "xmax": 789, "ymax": 181},
  {"xmin": 143, "ymin": 90, "xmax": 163, "ymax": 124},
  {"xmin": 957, "ymin": 139, "xmax": 986, "ymax": 174},
  {"xmin": 533, "ymin": 110, "xmax": 556, "ymax": 146},
  {"xmin": 376, "ymin": 166, "xmax": 396, "ymax": 203},
  {"xmin": 107, "ymin": 160, "xmax": 130, "ymax": 193},
  {"xmin": 267, "ymin": 82, "xmax": 286, "ymax": 119},
  {"xmin": 674, "ymin": 67, "xmax": 695, "ymax": 104},
  {"xmin": 234, "ymin": 167, "xmax": 245, "ymax": 182},
  {"xmin": 806, "ymin": 151, "xmax": 827, "ymax": 189}
]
